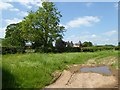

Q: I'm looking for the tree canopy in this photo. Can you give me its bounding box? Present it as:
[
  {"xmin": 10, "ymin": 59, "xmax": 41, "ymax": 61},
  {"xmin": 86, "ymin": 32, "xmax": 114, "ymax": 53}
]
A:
[
  {"xmin": 4, "ymin": 2, "xmax": 65, "ymax": 52},
  {"xmin": 4, "ymin": 23, "xmax": 25, "ymax": 47},
  {"xmin": 82, "ymin": 41, "xmax": 93, "ymax": 47}
]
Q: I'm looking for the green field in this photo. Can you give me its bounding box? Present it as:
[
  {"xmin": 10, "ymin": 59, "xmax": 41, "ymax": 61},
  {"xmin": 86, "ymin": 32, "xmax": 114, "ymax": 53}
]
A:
[{"xmin": 1, "ymin": 50, "xmax": 118, "ymax": 88}]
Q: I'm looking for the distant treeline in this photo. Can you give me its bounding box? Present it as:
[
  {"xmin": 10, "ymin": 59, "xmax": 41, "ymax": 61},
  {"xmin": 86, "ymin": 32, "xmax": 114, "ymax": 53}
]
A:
[
  {"xmin": 1, "ymin": 46, "xmax": 120, "ymax": 54},
  {"xmin": 1, "ymin": 37, "xmax": 120, "ymax": 54}
]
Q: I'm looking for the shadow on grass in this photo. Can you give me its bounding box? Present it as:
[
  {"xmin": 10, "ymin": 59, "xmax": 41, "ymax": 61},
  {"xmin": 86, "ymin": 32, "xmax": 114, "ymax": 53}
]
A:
[{"xmin": 2, "ymin": 67, "xmax": 18, "ymax": 89}]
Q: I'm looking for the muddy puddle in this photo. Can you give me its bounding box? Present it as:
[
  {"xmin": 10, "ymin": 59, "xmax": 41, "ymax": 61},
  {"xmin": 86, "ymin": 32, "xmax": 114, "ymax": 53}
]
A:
[{"xmin": 80, "ymin": 66, "xmax": 112, "ymax": 75}]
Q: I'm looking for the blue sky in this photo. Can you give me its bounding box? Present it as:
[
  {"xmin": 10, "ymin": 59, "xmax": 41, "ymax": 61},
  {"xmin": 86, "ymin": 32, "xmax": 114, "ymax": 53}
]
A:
[{"xmin": 0, "ymin": 1, "xmax": 118, "ymax": 45}]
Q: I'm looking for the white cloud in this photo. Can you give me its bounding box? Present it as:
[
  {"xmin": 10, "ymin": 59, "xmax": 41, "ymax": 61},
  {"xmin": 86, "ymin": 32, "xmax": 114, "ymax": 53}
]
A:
[
  {"xmin": 86, "ymin": 2, "xmax": 93, "ymax": 7},
  {"xmin": 9, "ymin": 8, "xmax": 20, "ymax": 11},
  {"xmin": 18, "ymin": 11, "xmax": 29, "ymax": 17},
  {"xmin": 65, "ymin": 16, "xmax": 100, "ymax": 29},
  {"xmin": 10, "ymin": 0, "xmax": 32, "ymax": 9},
  {"xmin": 63, "ymin": 32, "xmax": 118, "ymax": 45},
  {"xmin": 26, "ymin": 5, "xmax": 32, "ymax": 9},
  {"xmin": 91, "ymin": 34, "xmax": 96, "ymax": 38},
  {"xmin": 7, "ymin": 0, "xmax": 43, "ymax": 9},
  {"xmin": 64, "ymin": 34, "xmax": 97, "ymax": 44},
  {"xmin": 1, "ymin": 0, "xmax": 43, "ymax": 9},
  {"xmin": 5, "ymin": 18, "xmax": 22, "ymax": 25},
  {"xmin": 0, "ymin": 2, "xmax": 20, "ymax": 12},
  {"xmin": 1, "ymin": 2, "xmax": 29, "ymax": 17},
  {"xmin": 104, "ymin": 30, "xmax": 117, "ymax": 36},
  {"xmin": 18, "ymin": 0, "xmax": 32, "ymax": 9},
  {"xmin": 64, "ymin": 34, "xmax": 96, "ymax": 43},
  {"xmin": 31, "ymin": 1, "xmax": 43, "ymax": 7},
  {"xmin": 63, "ymin": 35, "xmax": 81, "ymax": 43},
  {"xmin": 0, "ymin": 2, "xmax": 13, "ymax": 10}
]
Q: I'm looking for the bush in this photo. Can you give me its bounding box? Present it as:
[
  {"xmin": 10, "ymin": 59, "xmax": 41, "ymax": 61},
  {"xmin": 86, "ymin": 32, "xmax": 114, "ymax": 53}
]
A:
[
  {"xmin": 35, "ymin": 46, "xmax": 54, "ymax": 53},
  {"xmin": 66, "ymin": 47, "xmax": 80, "ymax": 52},
  {"xmin": 2, "ymin": 47, "xmax": 25, "ymax": 54},
  {"xmin": 114, "ymin": 46, "xmax": 120, "ymax": 50},
  {"xmin": 16, "ymin": 47, "xmax": 25, "ymax": 53},
  {"xmin": 82, "ymin": 47, "xmax": 95, "ymax": 52}
]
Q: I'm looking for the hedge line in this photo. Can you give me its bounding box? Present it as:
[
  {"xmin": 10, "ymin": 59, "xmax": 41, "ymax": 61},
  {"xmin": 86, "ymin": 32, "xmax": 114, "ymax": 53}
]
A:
[
  {"xmin": 54, "ymin": 46, "xmax": 119, "ymax": 53},
  {"xmin": 82, "ymin": 46, "xmax": 120, "ymax": 52},
  {"xmin": 1, "ymin": 46, "xmax": 119, "ymax": 54},
  {"xmin": 2, "ymin": 47, "xmax": 25, "ymax": 54}
]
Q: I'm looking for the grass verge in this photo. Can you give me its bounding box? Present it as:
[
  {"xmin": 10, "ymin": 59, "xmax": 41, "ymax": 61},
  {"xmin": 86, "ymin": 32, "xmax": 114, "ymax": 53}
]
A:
[{"xmin": 1, "ymin": 50, "xmax": 118, "ymax": 88}]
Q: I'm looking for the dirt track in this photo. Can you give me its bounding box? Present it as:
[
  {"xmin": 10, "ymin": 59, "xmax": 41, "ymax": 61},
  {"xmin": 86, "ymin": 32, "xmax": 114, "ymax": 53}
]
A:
[
  {"xmin": 46, "ymin": 70, "xmax": 118, "ymax": 88},
  {"xmin": 46, "ymin": 56, "xmax": 118, "ymax": 88}
]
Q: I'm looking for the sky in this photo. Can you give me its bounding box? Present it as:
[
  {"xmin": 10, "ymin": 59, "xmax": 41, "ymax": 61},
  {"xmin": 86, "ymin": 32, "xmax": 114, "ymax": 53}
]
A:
[{"xmin": 0, "ymin": 1, "xmax": 118, "ymax": 45}]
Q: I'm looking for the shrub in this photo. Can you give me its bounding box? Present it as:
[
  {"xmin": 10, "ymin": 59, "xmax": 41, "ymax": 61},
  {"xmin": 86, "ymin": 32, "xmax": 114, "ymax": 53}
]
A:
[
  {"xmin": 2, "ymin": 47, "xmax": 25, "ymax": 54},
  {"xmin": 114, "ymin": 46, "xmax": 120, "ymax": 50}
]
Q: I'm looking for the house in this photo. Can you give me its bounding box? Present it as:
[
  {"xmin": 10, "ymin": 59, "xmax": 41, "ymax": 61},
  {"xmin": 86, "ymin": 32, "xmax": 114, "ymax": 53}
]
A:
[
  {"xmin": 73, "ymin": 41, "xmax": 82, "ymax": 48},
  {"xmin": 73, "ymin": 43, "xmax": 80, "ymax": 47}
]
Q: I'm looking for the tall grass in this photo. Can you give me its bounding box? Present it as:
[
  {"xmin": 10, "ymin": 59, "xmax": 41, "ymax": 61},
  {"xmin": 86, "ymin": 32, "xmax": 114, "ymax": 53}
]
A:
[{"xmin": 1, "ymin": 50, "xmax": 118, "ymax": 88}]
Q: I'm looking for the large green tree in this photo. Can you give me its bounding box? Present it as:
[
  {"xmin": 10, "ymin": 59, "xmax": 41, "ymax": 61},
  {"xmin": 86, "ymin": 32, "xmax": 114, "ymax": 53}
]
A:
[
  {"xmin": 4, "ymin": 23, "xmax": 25, "ymax": 47},
  {"xmin": 22, "ymin": 2, "xmax": 65, "ymax": 51}
]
